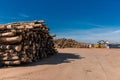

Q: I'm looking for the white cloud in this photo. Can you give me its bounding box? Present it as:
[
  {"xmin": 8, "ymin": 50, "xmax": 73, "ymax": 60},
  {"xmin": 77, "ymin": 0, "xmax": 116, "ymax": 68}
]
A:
[
  {"xmin": 19, "ymin": 13, "xmax": 29, "ymax": 18},
  {"xmin": 55, "ymin": 27, "xmax": 120, "ymax": 43}
]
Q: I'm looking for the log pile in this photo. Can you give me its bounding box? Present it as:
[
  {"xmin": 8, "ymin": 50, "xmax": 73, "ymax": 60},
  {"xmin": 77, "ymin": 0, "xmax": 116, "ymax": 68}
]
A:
[
  {"xmin": 54, "ymin": 38, "xmax": 89, "ymax": 48},
  {"xmin": 0, "ymin": 20, "xmax": 57, "ymax": 66}
]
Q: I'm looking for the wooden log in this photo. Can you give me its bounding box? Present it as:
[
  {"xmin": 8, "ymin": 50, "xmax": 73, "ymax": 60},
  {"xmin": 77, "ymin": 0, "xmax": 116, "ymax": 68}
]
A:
[
  {"xmin": 11, "ymin": 29, "xmax": 23, "ymax": 33},
  {"xmin": 13, "ymin": 25, "xmax": 25, "ymax": 30},
  {"xmin": 0, "ymin": 35, "xmax": 22, "ymax": 44},
  {"xmin": 0, "ymin": 52, "xmax": 4, "ymax": 55},
  {"xmin": 1, "ymin": 45, "xmax": 22, "ymax": 52},
  {"xmin": 21, "ymin": 53, "xmax": 32, "ymax": 63},
  {"xmin": 0, "ymin": 25, "xmax": 6, "ymax": 30},
  {"xmin": 6, "ymin": 25, "xmax": 12, "ymax": 29},
  {"xmin": 23, "ymin": 45, "xmax": 29, "ymax": 50},
  {"xmin": 0, "ymin": 45, "xmax": 20, "ymax": 52},
  {"xmin": 0, "ymin": 32, "xmax": 16, "ymax": 37},
  {"xmin": 1, "ymin": 53, "xmax": 8, "ymax": 57},
  {"xmin": 0, "ymin": 45, "xmax": 10, "ymax": 50},
  {"xmin": 5, "ymin": 50, "xmax": 14, "ymax": 53},
  {"xmin": 21, "ymin": 54, "xmax": 27, "ymax": 62},
  {"xmin": 0, "ymin": 52, "xmax": 18, "ymax": 57},
  {"xmin": 0, "ymin": 24, "xmax": 42, "ymax": 30},
  {"xmin": 25, "ymin": 24, "xmax": 42, "ymax": 29},
  {"xmin": 1, "ymin": 60, "xmax": 21, "ymax": 65},
  {"xmin": 14, "ymin": 45, "xmax": 22, "ymax": 52},
  {"xmin": 20, "ymin": 51, "xmax": 33, "ymax": 62},
  {"xmin": 33, "ymin": 24, "xmax": 42, "ymax": 28},
  {"xmin": 6, "ymin": 25, "xmax": 25, "ymax": 30},
  {"xmin": 1, "ymin": 56, "xmax": 19, "ymax": 61}
]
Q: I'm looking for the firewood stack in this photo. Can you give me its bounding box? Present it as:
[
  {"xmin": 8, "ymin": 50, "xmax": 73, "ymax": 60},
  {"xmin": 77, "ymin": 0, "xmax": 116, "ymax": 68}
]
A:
[
  {"xmin": 0, "ymin": 20, "xmax": 57, "ymax": 66},
  {"xmin": 54, "ymin": 38, "xmax": 89, "ymax": 48}
]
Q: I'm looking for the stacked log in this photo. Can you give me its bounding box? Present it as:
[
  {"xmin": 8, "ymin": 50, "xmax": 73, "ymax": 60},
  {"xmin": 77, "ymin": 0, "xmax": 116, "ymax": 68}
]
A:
[
  {"xmin": 0, "ymin": 20, "xmax": 57, "ymax": 66},
  {"xmin": 54, "ymin": 38, "xmax": 89, "ymax": 48}
]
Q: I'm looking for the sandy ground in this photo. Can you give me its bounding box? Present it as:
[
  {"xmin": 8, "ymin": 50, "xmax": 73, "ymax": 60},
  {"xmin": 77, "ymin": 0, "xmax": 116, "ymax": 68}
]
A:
[{"xmin": 1, "ymin": 48, "xmax": 120, "ymax": 80}]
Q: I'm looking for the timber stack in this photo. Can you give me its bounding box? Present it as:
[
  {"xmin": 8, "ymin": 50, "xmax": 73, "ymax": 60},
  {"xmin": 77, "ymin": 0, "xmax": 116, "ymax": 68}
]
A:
[
  {"xmin": 54, "ymin": 38, "xmax": 89, "ymax": 48},
  {"xmin": 0, "ymin": 20, "xmax": 57, "ymax": 66}
]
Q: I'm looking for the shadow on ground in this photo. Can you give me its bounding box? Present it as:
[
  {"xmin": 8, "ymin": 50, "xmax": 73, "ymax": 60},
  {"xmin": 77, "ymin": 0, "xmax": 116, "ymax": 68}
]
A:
[
  {"xmin": 19, "ymin": 52, "xmax": 84, "ymax": 67},
  {"xmin": 1, "ymin": 53, "xmax": 84, "ymax": 68}
]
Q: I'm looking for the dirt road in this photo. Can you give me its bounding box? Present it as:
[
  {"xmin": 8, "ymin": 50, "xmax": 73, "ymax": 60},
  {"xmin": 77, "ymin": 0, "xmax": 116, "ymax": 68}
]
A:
[{"xmin": 1, "ymin": 48, "xmax": 120, "ymax": 80}]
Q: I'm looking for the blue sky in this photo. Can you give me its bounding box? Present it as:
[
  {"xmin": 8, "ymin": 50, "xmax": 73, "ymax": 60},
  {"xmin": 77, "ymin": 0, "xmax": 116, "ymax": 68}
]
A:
[{"xmin": 0, "ymin": 0, "xmax": 120, "ymax": 43}]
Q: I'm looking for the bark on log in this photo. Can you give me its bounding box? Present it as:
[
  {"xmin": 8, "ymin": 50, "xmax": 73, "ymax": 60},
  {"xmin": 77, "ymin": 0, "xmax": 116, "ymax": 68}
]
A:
[
  {"xmin": 0, "ymin": 32, "xmax": 15, "ymax": 37},
  {"xmin": 0, "ymin": 45, "xmax": 22, "ymax": 52},
  {"xmin": 0, "ymin": 35, "xmax": 22, "ymax": 44},
  {"xmin": 1, "ymin": 60, "xmax": 21, "ymax": 65},
  {"xmin": 1, "ymin": 56, "xmax": 19, "ymax": 61}
]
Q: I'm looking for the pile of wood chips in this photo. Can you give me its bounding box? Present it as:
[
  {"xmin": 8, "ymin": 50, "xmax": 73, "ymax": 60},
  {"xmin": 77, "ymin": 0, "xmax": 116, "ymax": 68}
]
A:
[{"xmin": 0, "ymin": 20, "xmax": 57, "ymax": 66}]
